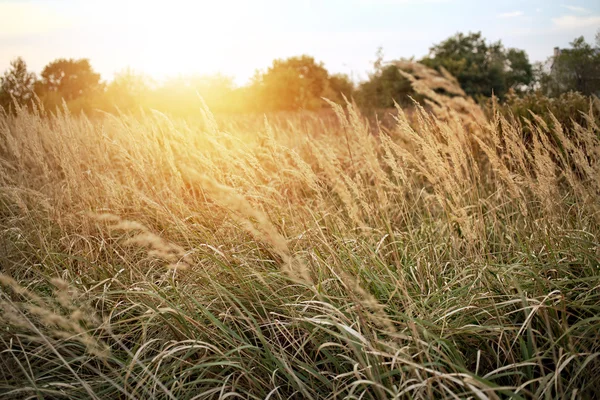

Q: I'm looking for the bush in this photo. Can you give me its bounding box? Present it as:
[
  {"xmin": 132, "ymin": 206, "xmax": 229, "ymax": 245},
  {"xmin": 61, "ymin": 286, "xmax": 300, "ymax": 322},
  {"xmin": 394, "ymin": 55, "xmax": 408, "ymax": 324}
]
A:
[{"xmin": 494, "ymin": 90, "xmax": 599, "ymax": 134}]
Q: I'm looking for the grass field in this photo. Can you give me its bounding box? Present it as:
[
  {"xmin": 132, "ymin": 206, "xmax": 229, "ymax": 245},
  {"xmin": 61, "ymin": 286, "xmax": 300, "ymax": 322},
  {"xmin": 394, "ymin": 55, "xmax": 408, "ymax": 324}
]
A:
[{"xmin": 1, "ymin": 65, "xmax": 600, "ymax": 399}]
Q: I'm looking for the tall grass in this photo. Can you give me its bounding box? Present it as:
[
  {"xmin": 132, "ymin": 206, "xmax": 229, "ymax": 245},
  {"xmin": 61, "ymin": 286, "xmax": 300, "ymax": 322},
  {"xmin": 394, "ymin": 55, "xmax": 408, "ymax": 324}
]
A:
[{"xmin": 1, "ymin": 63, "xmax": 599, "ymax": 399}]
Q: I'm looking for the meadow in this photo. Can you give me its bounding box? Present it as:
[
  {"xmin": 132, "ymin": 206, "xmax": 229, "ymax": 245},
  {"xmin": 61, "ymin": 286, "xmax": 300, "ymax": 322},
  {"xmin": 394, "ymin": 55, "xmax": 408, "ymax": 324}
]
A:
[{"xmin": 1, "ymin": 63, "xmax": 599, "ymax": 399}]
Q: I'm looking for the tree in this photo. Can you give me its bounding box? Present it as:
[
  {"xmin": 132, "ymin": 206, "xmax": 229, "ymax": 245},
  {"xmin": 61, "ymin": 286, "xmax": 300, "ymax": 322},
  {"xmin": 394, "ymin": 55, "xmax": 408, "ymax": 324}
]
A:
[
  {"xmin": 421, "ymin": 32, "xmax": 533, "ymax": 99},
  {"xmin": 354, "ymin": 47, "xmax": 415, "ymax": 109},
  {"xmin": 39, "ymin": 58, "xmax": 102, "ymax": 101},
  {"xmin": 105, "ymin": 68, "xmax": 154, "ymax": 112},
  {"xmin": 542, "ymin": 36, "xmax": 600, "ymax": 97},
  {"xmin": 153, "ymin": 74, "xmax": 237, "ymax": 115},
  {"xmin": 505, "ymin": 49, "xmax": 533, "ymax": 91},
  {"xmin": 0, "ymin": 57, "xmax": 37, "ymax": 111},
  {"xmin": 324, "ymin": 73, "xmax": 355, "ymax": 104},
  {"xmin": 357, "ymin": 65, "xmax": 413, "ymax": 109},
  {"xmin": 255, "ymin": 55, "xmax": 330, "ymax": 111}
]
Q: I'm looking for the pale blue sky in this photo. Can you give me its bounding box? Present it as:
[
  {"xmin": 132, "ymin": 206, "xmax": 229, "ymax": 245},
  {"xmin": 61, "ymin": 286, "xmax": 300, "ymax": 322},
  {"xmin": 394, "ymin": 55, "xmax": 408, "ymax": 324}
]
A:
[{"xmin": 1, "ymin": 0, "xmax": 599, "ymax": 84}]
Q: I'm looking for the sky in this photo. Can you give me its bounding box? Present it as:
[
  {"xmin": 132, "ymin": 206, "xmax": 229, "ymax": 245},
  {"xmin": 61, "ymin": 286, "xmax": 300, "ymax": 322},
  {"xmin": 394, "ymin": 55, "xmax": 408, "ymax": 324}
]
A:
[{"xmin": 0, "ymin": 0, "xmax": 599, "ymax": 85}]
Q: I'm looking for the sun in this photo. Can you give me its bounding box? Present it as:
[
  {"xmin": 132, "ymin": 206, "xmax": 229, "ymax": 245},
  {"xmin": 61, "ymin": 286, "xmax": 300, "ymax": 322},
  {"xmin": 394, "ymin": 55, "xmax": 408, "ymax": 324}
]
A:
[{"xmin": 103, "ymin": 0, "xmax": 259, "ymax": 82}]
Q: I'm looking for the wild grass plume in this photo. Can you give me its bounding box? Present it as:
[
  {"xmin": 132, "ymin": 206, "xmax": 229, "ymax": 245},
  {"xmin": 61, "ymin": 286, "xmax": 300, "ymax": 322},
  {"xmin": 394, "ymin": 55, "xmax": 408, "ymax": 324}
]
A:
[{"xmin": 1, "ymin": 63, "xmax": 600, "ymax": 399}]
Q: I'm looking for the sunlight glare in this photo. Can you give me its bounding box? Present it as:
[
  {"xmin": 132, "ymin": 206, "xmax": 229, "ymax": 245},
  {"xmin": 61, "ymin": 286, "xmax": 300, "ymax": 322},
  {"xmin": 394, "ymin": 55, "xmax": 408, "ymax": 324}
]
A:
[{"xmin": 97, "ymin": 0, "xmax": 258, "ymax": 81}]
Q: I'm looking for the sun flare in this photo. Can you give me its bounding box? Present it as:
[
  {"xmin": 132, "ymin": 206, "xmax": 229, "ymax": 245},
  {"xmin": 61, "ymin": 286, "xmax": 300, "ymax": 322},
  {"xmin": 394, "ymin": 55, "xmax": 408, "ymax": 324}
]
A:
[{"xmin": 92, "ymin": 1, "xmax": 260, "ymax": 80}]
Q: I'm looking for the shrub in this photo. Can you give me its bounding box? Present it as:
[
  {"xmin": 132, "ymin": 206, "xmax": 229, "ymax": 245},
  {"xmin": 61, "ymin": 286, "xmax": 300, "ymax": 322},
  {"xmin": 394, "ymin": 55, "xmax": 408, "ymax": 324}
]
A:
[{"xmin": 493, "ymin": 90, "xmax": 600, "ymax": 136}]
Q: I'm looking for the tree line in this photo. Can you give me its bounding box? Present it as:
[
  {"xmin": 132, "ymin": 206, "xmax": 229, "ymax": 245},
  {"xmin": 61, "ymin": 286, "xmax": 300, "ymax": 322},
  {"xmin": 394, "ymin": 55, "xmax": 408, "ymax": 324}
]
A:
[{"xmin": 1, "ymin": 31, "xmax": 599, "ymax": 116}]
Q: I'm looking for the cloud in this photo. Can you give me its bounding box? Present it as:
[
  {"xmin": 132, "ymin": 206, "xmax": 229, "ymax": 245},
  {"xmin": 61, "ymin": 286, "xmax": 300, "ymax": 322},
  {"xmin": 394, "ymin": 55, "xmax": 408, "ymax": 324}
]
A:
[
  {"xmin": 0, "ymin": 2, "xmax": 73, "ymax": 37},
  {"xmin": 552, "ymin": 14, "xmax": 600, "ymax": 30},
  {"xmin": 561, "ymin": 5, "xmax": 589, "ymax": 13},
  {"xmin": 498, "ymin": 11, "xmax": 524, "ymax": 18}
]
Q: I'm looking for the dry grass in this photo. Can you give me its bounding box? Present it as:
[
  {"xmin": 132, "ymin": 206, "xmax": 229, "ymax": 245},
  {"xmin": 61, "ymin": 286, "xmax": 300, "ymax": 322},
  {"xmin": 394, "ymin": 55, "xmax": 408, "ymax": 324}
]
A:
[{"xmin": 1, "ymin": 64, "xmax": 600, "ymax": 399}]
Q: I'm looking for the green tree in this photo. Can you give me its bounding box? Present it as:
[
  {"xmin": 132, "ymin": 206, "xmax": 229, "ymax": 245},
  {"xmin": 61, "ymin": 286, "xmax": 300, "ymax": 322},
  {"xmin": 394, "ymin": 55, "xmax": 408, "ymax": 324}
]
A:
[
  {"xmin": 255, "ymin": 55, "xmax": 329, "ymax": 111},
  {"xmin": 505, "ymin": 48, "xmax": 533, "ymax": 91},
  {"xmin": 0, "ymin": 57, "xmax": 37, "ymax": 112},
  {"xmin": 421, "ymin": 32, "xmax": 532, "ymax": 99},
  {"xmin": 357, "ymin": 65, "xmax": 413, "ymax": 109},
  {"xmin": 324, "ymin": 73, "xmax": 355, "ymax": 104},
  {"xmin": 39, "ymin": 58, "xmax": 102, "ymax": 101},
  {"xmin": 355, "ymin": 47, "xmax": 416, "ymax": 109},
  {"xmin": 543, "ymin": 36, "xmax": 600, "ymax": 97}
]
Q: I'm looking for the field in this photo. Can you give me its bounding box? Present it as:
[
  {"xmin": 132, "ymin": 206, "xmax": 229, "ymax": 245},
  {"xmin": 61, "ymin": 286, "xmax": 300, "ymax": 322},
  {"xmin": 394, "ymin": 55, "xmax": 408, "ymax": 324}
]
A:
[{"xmin": 1, "ymin": 65, "xmax": 600, "ymax": 399}]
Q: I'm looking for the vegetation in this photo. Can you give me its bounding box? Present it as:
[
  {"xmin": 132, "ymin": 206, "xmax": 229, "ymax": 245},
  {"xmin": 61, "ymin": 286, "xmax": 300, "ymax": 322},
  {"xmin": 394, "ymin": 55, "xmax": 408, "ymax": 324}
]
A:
[
  {"xmin": 357, "ymin": 65, "xmax": 414, "ymax": 110},
  {"xmin": 0, "ymin": 58, "xmax": 36, "ymax": 112},
  {"xmin": 422, "ymin": 32, "xmax": 533, "ymax": 99},
  {"xmin": 494, "ymin": 90, "xmax": 599, "ymax": 137},
  {"xmin": 38, "ymin": 58, "xmax": 103, "ymax": 101},
  {"xmin": 1, "ymin": 62, "xmax": 599, "ymax": 399},
  {"xmin": 537, "ymin": 36, "xmax": 600, "ymax": 97},
  {"xmin": 1, "ymin": 31, "xmax": 599, "ymax": 116},
  {"xmin": 254, "ymin": 55, "xmax": 331, "ymax": 111}
]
